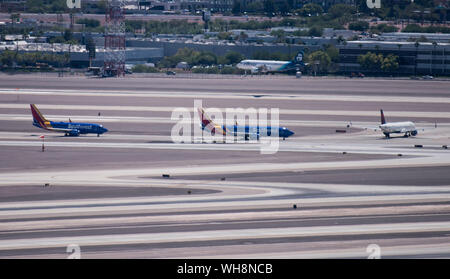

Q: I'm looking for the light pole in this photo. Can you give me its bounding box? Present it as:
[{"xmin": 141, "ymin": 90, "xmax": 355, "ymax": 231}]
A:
[
  {"xmin": 40, "ymin": 135, "xmax": 45, "ymax": 152},
  {"xmin": 314, "ymin": 60, "xmax": 320, "ymax": 76}
]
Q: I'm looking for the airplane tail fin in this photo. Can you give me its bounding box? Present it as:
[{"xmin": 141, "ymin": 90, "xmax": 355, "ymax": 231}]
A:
[
  {"xmin": 197, "ymin": 107, "xmax": 227, "ymax": 135},
  {"xmin": 197, "ymin": 107, "xmax": 212, "ymax": 129},
  {"xmin": 292, "ymin": 51, "xmax": 304, "ymax": 65},
  {"xmin": 380, "ymin": 109, "xmax": 386, "ymax": 124},
  {"xmin": 30, "ymin": 104, "xmax": 50, "ymax": 128}
]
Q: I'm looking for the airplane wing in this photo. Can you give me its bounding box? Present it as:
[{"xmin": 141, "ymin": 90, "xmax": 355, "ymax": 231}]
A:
[
  {"xmin": 229, "ymin": 126, "xmax": 260, "ymax": 140},
  {"xmin": 346, "ymin": 122, "xmax": 379, "ymax": 131},
  {"xmin": 45, "ymin": 127, "xmax": 80, "ymax": 136},
  {"xmin": 46, "ymin": 127, "xmax": 74, "ymax": 132},
  {"xmin": 348, "ymin": 122, "xmax": 429, "ymax": 134}
]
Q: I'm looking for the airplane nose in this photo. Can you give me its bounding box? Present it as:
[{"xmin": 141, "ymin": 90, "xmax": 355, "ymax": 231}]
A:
[
  {"xmin": 281, "ymin": 128, "xmax": 294, "ymax": 138},
  {"xmin": 102, "ymin": 127, "xmax": 108, "ymax": 133}
]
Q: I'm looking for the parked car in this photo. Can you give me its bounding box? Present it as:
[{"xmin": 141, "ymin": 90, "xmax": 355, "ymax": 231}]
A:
[{"xmin": 350, "ymin": 72, "xmax": 365, "ymax": 78}]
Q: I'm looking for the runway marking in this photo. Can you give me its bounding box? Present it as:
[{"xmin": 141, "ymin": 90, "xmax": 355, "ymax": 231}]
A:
[
  {"xmin": 0, "ymin": 139, "xmax": 447, "ymax": 159},
  {"xmin": 2, "ymin": 104, "xmax": 450, "ymax": 119},
  {"xmin": 195, "ymin": 241, "xmax": 450, "ymax": 259},
  {"xmin": 0, "ymin": 114, "xmax": 388, "ymax": 127},
  {"xmin": 0, "ymin": 179, "xmax": 448, "ymax": 217},
  {"xmin": 2, "ymin": 88, "xmax": 450, "ymax": 103},
  {"xmin": 2, "ymin": 206, "xmax": 448, "ymax": 233},
  {"xmin": 0, "ymin": 221, "xmax": 449, "ymax": 251}
]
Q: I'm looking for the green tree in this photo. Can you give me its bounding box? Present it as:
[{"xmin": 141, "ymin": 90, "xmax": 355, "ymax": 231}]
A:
[
  {"xmin": 25, "ymin": 0, "xmax": 44, "ymax": 13},
  {"xmin": 218, "ymin": 32, "xmax": 233, "ymax": 41},
  {"xmin": 337, "ymin": 35, "xmax": 346, "ymax": 45},
  {"xmin": 237, "ymin": 31, "xmax": 248, "ymax": 42},
  {"xmin": 77, "ymin": 18, "xmax": 101, "ymax": 29},
  {"xmin": 10, "ymin": 13, "xmax": 20, "ymax": 24},
  {"xmin": 126, "ymin": 20, "xmax": 145, "ymax": 33},
  {"xmin": 252, "ymin": 51, "xmax": 290, "ymax": 61},
  {"xmin": 158, "ymin": 48, "xmax": 220, "ymax": 68},
  {"xmin": 357, "ymin": 52, "xmax": 383, "ymax": 72},
  {"xmin": 370, "ymin": 24, "xmax": 398, "ymax": 34},
  {"xmin": 297, "ymin": 3, "xmax": 323, "ymax": 17},
  {"xmin": 381, "ymin": 54, "xmax": 399, "ymax": 72},
  {"xmin": 307, "ymin": 50, "xmax": 331, "ymax": 74},
  {"xmin": 271, "ymin": 29, "xmax": 286, "ymax": 43},
  {"xmin": 277, "ymin": 0, "xmax": 290, "ymax": 15},
  {"xmin": 348, "ymin": 21, "xmax": 369, "ymax": 32},
  {"xmin": 232, "ymin": 0, "xmax": 241, "ymax": 15},
  {"xmin": 246, "ymin": 1, "xmax": 264, "ymax": 14},
  {"xmin": 50, "ymin": 0, "xmax": 66, "ymax": 12},
  {"xmin": 195, "ymin": 52, "xmax": 217, "ymax": 66},
  {"xmin": 308, "ymin": 26, "xmax": 323, "ymax": 37},
  {"xmin": 63, "ymin": 29, "xmax": 73, "ymax": 42},
  {"xmin": 132, "ymin": 64, "xmax": 159, "ymax": 73},
  {"xmin": 402, "ymin": 24, "xmax": 424, "ymax": 33},
  {"xmin": 85, "ymin": 37, "xmax": 96, "ymax": 67},
  {"xmin": 264, "ymin": 0, "xmax": 275, "ymax": 17},
  {"xmin": 0, "ymin": 50, "xmax": 16, "ymax": 67},
  {"xmin": 219, "ymin": 51, "xmax": 245, "ymax": 65},
  {"xmin": 25, "ymin": 0, "xmax": 67, "ymax": 13},
  {"xmin": 328, "ymin": 4, "xmax": 356, "ymax": 19},
  {"xmin": 324, "ymin": 44, "xmax": 339, "ymax": 63}
]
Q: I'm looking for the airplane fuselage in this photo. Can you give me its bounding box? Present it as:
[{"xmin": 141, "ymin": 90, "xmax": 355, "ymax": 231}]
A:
[
  {"xmin": 33, "ymin": 121, "xmax": 108, "ymax": 136},
  {"xmin": 236, "ymin": 51, "xmax": 305, "ymax": 74},
  {"xmin": 236, "ymin": 60, "xmax": 293, "ymax": 73},
  {"xmin": 206, "ymin": 124, "xmax": 295, "ymax": 140},
  {"xmin": 379, "ymin": 121, "xmax": 417, "ymax": 137}
]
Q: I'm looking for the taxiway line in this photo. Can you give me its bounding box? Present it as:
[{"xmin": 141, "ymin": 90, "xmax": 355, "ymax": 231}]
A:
[
  {"xmin": 2, "ymin": 88, "xmax": 450, "ymax": 103},
  {"xmin": 1, "ymin": 221, "xmax": 449, "ymax": 251},
  {"xmin": 2, "ymin": 104, "xmax": 450, "ymax": 119}
]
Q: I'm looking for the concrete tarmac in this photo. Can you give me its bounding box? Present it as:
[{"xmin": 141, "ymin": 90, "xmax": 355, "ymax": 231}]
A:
[
  {"xmin": 1, "ymin": 74, "xmax": 449, "ymax": 97},
  {"xmin": 0, "ymin": 74, "xmax": 449, "ymax": 258}
]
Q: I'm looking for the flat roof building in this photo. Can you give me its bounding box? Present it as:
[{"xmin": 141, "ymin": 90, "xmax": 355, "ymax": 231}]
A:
[
  {"xmin": 0, "ymin": 42, "xmax": 164, "ymax": 68},
  {"xmin": 339, "ymin": 40, "xmax": 450, "ymax": 76}
]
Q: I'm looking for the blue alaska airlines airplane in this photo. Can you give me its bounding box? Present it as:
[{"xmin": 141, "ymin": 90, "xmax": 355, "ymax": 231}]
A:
[
  {"xmin": 198, "ymin": 107, "xmax": 294, "ymax": 140},
  {"xmin": 30, "ymin": 104, "xmax": 108, "ymax": 137}
]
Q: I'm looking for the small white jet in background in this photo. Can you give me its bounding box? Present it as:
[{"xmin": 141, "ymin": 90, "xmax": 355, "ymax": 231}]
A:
[
  {"xmin": 379, "ymin": 109, "xmax": 418, "ymax": 138},
  {"xmin": 236, "ymin": 51, "xmax": 305, "ymax": 74}
]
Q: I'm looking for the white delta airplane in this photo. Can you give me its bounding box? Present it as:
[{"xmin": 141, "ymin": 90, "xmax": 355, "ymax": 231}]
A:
[
  {"xmin": 236, "ymin": 51, "xmax": 306, "ymax": 74},
  {"xmin": 379, "ymin": 109, "xmax": 418, "ymax": 138}
]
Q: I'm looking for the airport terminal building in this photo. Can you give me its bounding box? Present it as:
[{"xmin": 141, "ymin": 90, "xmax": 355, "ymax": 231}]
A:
[
  {"xmin": 0, "ymin": 41, "xmax": 164, "ymax": 68},
  {"xmin": 70, "ymin": 47, "xmax": 164, "ymax": 67},
  {"xmin": 339, "ymin": 41, "xmax": 450, "ymax": 76}
]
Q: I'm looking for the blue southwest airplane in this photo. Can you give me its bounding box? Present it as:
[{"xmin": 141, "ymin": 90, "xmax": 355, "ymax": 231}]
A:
[
  {"xmin": 198, "ymin": 107, "xmax": 294, "ymax": 140},
  {"xmin": 30, "ymin": 104, "xmax": 108, "ymax": 137}
]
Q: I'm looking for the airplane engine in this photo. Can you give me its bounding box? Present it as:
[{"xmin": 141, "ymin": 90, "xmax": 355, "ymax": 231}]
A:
[
  {"xmin": 68, "ymin": 129, "xmax": 80, "ymax": 136},
  {"xmin": 246, "ymin": 133, "xmax": 260, "ymax": 141},
  {"xmin": 411, "ymin": 130, "xmax": 418, "ymax": 136}
]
